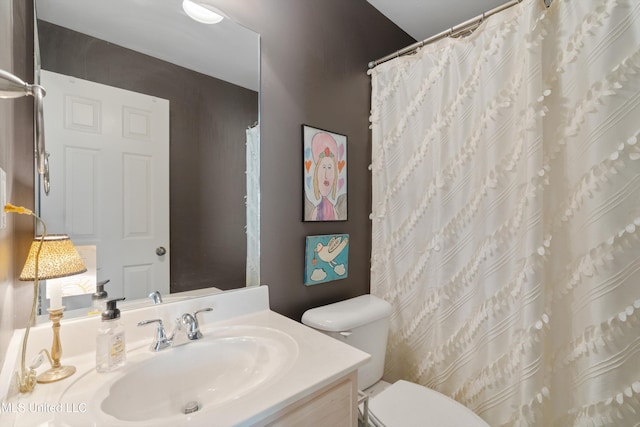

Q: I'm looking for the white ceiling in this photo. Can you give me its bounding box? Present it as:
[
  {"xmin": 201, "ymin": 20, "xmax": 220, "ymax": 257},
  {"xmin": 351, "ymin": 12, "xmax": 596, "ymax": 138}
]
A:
[
  {"xmin": 368, "ymin": 0, "xmax": 512, "ymax": 42},
  {"xmin": 35, "ymin": 0, "xmax": 260, "ymax": 91}
]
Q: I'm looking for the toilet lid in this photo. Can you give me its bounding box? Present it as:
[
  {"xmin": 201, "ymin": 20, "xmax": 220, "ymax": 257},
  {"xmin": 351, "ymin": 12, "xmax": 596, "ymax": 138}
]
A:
[{"xmin": 368, "ymin": 381, "xmax": 489, "ymax": 427}]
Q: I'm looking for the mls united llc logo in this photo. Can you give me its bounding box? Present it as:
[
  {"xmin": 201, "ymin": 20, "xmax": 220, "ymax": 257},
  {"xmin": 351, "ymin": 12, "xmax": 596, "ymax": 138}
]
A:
[{"xmin": 1, "ymin": 402, "xmax": 87, "ymax": 413}]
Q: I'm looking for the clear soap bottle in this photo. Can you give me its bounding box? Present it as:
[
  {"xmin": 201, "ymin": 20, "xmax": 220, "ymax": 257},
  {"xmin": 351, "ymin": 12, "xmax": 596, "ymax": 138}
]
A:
[
  {"xmin": 96, "ymin": 298, "xmax": 126, "ymax": 373},
  {"xmin": 89, "ymin": 279, "xmax": 110, "ymax": 315}
]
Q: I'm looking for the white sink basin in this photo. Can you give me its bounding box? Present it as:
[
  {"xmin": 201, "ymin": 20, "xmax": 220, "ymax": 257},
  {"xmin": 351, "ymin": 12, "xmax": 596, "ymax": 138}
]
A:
[{"xmin": 57, "ymin": 325, "xmax": 298, "ymax": 426}]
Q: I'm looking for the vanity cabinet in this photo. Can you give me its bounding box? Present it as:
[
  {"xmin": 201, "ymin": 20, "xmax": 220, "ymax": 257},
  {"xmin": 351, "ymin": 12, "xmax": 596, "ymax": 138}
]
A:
[{"xmin": 260, "ymin": 371, "xmax": 358, "ymax": 427}]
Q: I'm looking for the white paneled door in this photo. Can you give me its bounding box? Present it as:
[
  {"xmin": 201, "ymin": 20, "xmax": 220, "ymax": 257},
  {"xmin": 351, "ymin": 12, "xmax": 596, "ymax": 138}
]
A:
[{"xmin": 40, "ymin": 70, "xmax": 170, "ymax": 301}]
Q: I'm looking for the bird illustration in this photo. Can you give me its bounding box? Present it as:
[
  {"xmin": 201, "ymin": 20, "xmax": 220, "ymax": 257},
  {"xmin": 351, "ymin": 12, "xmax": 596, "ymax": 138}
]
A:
[{"xmin": 315, "ymin": 236, "xmax": 349, "ymax": 267}]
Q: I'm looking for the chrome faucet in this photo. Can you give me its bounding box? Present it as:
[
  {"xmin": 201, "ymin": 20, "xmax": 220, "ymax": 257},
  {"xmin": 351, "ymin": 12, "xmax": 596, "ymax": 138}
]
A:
[
  {"xmin": 137, "ymin": 319, "xmax": 173, "ymax": 351},
  {"xmin": 148, "ymin": 290, "xmax": 163, "ymax": 304},
  {"xmin": 180, "ymin": 308, "xmax": 213, "ymax": 340},
  {"xmin": 138, "ymin": 308, "xmax": 213, "ymax": 351}
]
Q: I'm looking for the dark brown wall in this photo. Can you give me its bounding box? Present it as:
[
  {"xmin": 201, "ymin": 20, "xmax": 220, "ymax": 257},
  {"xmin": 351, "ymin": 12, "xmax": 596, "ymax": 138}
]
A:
[
  {"xmin": 212, "ymin": 0, "xmax": 415, "ymax": 320},
  {"xmin": 0, "ymin": 0, "xmax": 35, "ymax": 367},
  {"xmin": 38, "ymin": 21, "xmax": 258, "ymax": 293}
]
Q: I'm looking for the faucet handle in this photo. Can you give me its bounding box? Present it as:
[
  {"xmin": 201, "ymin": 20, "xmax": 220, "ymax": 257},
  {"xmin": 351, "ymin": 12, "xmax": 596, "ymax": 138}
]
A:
[
  {"xmin": 180, "ymin": 308, "xmax": 213, "ymax": 341},
  {"xmin": 194, "ymin": 307, "xmax": 213, "ymax": 318},
  {"xmin": 137, "ymin": 319, "xmax": 172, "ymax": 351}
]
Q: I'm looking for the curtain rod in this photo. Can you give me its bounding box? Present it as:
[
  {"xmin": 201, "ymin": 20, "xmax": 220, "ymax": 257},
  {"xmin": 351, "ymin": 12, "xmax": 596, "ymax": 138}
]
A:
[{"xmin": 368, "ymin": 0, "xmax": 551, "ymax": 69}]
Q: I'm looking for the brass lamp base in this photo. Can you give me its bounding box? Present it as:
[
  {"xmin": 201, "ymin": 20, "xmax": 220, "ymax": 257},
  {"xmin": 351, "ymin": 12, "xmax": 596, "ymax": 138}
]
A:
[
  {"xmin": 37, "ymin": 365, "xmax": 76, "ymax": 383},
  {"xmin": 36, "ymin": 307, "xmax": 76, "ymax": 384}
]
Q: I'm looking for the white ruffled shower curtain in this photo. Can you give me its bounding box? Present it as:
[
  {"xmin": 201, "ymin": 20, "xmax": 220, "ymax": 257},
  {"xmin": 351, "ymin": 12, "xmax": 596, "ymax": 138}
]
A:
[
  {"xmin": 246, "ymin": 124, "xmax": 260, "ymax": 286},
  {"xmin": 369, "ymin": 0, "xmax": 640, "ymax": 425}
]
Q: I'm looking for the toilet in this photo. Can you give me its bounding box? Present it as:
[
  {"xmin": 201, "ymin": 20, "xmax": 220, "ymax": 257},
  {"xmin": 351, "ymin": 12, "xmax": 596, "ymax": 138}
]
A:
[{"xmin": 301, "ymin": 295, "xmax": 489, "ymax": 427}]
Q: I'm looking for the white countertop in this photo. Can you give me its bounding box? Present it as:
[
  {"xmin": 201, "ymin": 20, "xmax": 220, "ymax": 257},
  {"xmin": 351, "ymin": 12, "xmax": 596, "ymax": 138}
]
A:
[{"xmin": 0, "ymin": 286, "xmax": 370, "ymax": 426}]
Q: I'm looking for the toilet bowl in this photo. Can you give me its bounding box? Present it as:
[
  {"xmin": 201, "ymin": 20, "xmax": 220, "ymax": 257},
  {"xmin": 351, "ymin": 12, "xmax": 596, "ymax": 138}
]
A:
[{"xmin": 301, "ymin": 295, "xmax": 489, "ymax": 427}]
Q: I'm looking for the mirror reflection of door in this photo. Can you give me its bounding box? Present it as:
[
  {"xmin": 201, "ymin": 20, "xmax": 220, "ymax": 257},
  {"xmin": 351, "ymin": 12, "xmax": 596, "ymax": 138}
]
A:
[{"xmin": 40, "ymin": 70, "xmax": 170, "ymax": 301}]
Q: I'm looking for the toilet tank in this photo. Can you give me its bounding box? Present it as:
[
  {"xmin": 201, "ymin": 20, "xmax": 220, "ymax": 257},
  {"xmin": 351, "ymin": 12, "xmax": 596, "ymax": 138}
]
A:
[{"xmin": 301, "ymin": 295, "xmax": 393, "ymax": 390}]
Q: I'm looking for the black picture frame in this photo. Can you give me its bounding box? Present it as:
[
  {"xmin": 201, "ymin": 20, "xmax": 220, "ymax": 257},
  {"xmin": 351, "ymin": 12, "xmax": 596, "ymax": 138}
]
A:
[{"xmin": 302, "ymin": 124, "xmax": 348, "ymax": 222}]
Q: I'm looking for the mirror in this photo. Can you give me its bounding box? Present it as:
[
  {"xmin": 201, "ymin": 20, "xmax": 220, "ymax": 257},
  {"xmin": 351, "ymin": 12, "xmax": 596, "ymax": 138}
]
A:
[{"xmin": 34, "ymin": 0, "xmax": 260, "ymax": 320}]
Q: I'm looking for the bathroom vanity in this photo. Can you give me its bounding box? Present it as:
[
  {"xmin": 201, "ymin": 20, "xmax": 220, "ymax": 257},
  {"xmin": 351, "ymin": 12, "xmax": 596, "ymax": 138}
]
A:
[{"xmin": 0, "ymin": 286, "xmax": 369, "ymax": 426}]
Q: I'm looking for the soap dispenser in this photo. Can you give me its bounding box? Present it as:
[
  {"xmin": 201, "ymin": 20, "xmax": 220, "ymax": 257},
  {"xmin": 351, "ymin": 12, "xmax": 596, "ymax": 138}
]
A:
[
  {"xmin": 96, "ymin": 297, "xmax": 126, "ymax": 373},
  {"xmin": 90, "ymin": 279, "xmax": 110, "ymax": 314}
]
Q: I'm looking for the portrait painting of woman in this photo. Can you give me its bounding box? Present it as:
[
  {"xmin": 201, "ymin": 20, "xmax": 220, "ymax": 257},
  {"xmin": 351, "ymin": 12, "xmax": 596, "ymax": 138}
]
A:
[{"xmin": 303, "ymin": 125, "xmax": 347, "ymax": 221}]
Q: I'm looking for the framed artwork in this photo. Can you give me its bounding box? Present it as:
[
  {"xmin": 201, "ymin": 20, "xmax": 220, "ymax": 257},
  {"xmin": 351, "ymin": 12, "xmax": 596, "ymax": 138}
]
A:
[
  {"xmin": 304, "ymin": 234, "xmax": 349, "ymax": 285},
  {"xmin": 302, "ymin": 125, "xmax": 347, "ymax": 221}
]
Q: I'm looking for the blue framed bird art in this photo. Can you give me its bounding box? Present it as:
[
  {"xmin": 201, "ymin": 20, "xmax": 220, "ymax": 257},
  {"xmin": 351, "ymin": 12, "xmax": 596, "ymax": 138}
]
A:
[{"xmin": 304, "ymin": 234, "xmax": 349, "ymax": 285}]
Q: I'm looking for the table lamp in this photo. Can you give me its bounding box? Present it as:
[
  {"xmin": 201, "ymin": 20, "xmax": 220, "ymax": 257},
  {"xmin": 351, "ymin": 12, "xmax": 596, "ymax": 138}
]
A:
[
  {"xmin": 5, "ymin": 203, "xmax": 86, "ymax": 392},
  {"xmin": 19, "ymin": 234, "xmax": 87, "ymax": 384}
]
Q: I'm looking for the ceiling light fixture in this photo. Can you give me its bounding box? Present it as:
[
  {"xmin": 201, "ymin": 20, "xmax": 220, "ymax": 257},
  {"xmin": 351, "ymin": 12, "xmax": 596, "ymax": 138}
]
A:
[{"xmin": 182, "ymin": 0, "xmax": 224, "ymax": 24}]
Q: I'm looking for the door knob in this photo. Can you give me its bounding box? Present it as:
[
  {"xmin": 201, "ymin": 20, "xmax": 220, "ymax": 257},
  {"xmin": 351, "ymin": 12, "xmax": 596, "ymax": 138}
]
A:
[{"xmin": 156, "ymin": 246, "xmax": 167, "ymax": 256}]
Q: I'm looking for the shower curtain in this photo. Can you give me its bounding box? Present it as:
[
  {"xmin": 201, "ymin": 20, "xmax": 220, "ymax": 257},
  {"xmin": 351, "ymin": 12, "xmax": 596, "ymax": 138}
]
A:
[
  {"xmin": 246, "ymin": 124, "xmax": 260, "ymax": 286},
  {"xmin": 369, "ymin": 0, "xmax": 640, "ymax": 425}
]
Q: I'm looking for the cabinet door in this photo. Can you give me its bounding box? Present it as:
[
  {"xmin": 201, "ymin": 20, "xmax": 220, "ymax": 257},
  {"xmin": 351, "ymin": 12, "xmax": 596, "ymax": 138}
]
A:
[{"xmin": 264, "ymin": 372, "xmax": 357, "ymax": 427}]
